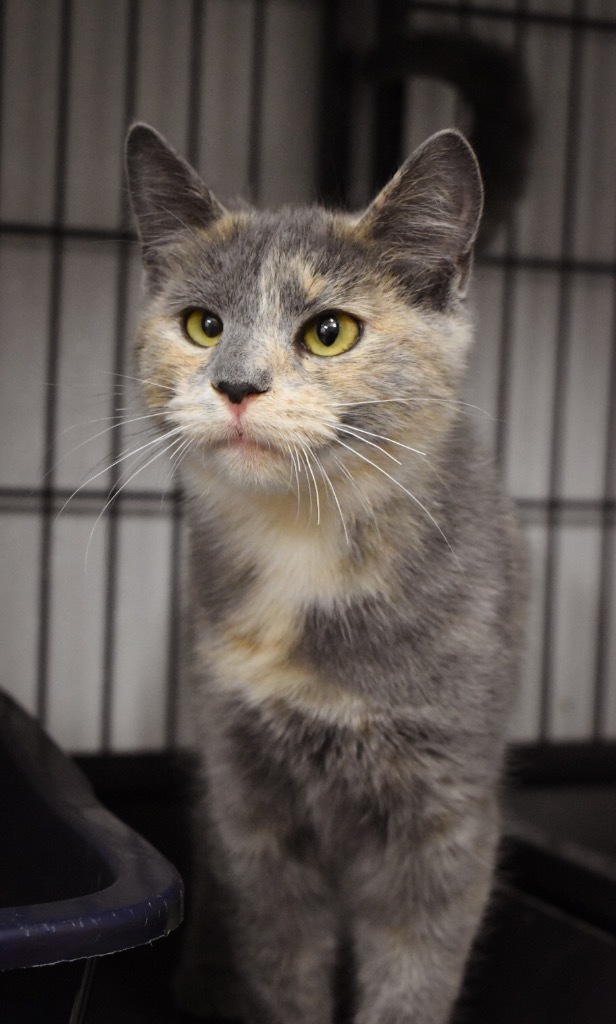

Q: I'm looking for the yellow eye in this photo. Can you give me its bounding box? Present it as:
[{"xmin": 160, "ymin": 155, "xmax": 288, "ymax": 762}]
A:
[
  {"xmin": 184, "ymin": 309, "xmax": 223, "ymax": 347},
  {"xmin": 302, "ymin": 311, "xmax": 362, "ymax": 357}
]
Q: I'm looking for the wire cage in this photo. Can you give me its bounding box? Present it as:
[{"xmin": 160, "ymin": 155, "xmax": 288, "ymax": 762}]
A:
[
  {"xmin": 1, "ymin": 0, "xmax": 615, "ymax": 761},
  {"xmin": 1, "ymin": 1, "xmax": 616, "ymax": 1020}
]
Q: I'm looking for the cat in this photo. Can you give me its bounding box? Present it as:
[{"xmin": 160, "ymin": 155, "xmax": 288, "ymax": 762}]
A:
[{"xmin": 126, "ymin": 122, "xmax": 524, "ymax": 1024}]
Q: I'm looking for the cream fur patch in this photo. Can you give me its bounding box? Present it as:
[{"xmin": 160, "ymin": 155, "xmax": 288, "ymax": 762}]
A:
[{"xmin": 191, "ymin": 497, "xmax": 389, "ymax": 724}]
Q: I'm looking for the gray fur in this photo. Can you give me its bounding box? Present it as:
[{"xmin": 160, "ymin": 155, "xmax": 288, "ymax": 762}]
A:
[{"xmin": 126, "ymin": 123, "xmax": 524, "ymax": 1024}]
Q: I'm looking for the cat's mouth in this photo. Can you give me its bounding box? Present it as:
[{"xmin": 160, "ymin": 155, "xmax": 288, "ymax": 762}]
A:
[
  {"xmin": 202, "ymin": 424, "xmax": 293, "ymax": 491},
  {"xmin": 227, "ymin": 434, "xmax": 271, "ymax": 453},
  {"xmin": 217, "ymin": 426, "xmax": 277, "ymax": 457}
]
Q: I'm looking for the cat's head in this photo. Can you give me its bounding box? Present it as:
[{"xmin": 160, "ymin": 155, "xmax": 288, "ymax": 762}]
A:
[{"xmin": 126, "ymin": 124, "xmax": 482, "ymax": 515}]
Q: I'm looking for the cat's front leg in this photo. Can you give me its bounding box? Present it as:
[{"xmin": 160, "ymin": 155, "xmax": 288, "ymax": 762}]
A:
[
  {"xmin": 218, "ymin": 825, "xmax": 338, "ymax": 1024},
  {"xmin": 347, "ymin": 802, "xmax": 499, "ymax": 1024},
  {"xmin": 176, "ymin": 805, "xmax": 337, "ymax": 1024}
]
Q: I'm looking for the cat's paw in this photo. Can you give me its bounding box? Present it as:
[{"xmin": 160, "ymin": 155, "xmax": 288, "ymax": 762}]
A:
[{"xmin": 173, "ymin": 962, "xmax": 244, "ymax": 1021}]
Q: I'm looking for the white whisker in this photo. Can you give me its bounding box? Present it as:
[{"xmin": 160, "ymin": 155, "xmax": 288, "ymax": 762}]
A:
[
  {"xmin": 300, "ymin": 445, "xmax": 321, "ymax": 526},
  {"xmin": 331, "ymin": 421, "xmax": 427, "ymax": 459},
  {"xmin": 332, "ymin": 397, "xmax": 414, "ymax": 408},
  {"xmin": 330, "ymin": 454, "xmax": 382, "ymax": 541},
  {"xmin": 84, "ymin": 431, "xmax": 186, "ymax": 567},
  {"xmin": 161, "ymin": 436, "xmax": 193, "ymax": 500},
  {"xmin": 37, "ymin": 412, "xmax": 160, "ymax": 491},
  {"xmin": 286, "ymin": 444, "xmax": 302, "ymax": 517},
  {"xmin": 332, "ymin": 424, "xmax": 403, "ymax": 466},
  {"xmin": 104, "ymin": 371, "xmax": 176, "ymax": 393},
  {"xmin": 296, "ymin": 448, "xmax": 313, "ymax": 521},
  {"xmin": 334, "ymin": 438, "xmax": 462, "ymax": 572},
  {"xmin": 314, "ymin": 454, "xmax": 349, "ymax": 545},
  {"xmin": 330, "ymin": 420, "xmax": 452, "ymax": 497},
  {"xmin": 54, "ymin": 411, "xmax": 162, "ymax": 463},
  {"xmin": 332, "ymin": 395, "xmax": 493, "ymax": 419},
  {"xmin": 57, "ymin": 426, "xmax": 183, "ymax": 519}
]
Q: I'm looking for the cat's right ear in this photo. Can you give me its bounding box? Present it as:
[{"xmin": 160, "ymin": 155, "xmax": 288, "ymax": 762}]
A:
[
  {"xmin": 358, "ymin": 130, "xmax": 483, "ymax": 307},
  {"xmin": 125, "ymin": 123, "xmax": 226, "ymax": 287}
]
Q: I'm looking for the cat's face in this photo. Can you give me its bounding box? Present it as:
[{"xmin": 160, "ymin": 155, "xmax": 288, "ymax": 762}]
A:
[{"xmin": 127, "ymin": 126, "xmax": 482, "ymax": 512}]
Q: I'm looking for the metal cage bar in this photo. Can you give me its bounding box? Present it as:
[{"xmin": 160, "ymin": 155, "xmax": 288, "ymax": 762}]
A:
[
  {"xmin": 37, "ymin": 0, "xmax": 74, "ymax": 730},
  {"xmin": 538, "ymin": 0, "xmax": 587, "ymax": 739}
]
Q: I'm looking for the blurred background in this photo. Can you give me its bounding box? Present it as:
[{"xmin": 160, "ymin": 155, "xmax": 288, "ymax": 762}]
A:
[{"xmin": 0, "ymin": 0, "xmax": 615, "ymax": 762}]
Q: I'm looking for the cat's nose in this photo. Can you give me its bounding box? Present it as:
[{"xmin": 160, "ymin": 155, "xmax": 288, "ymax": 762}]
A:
[{"xmin": 213, "ymin": 379, "xmax": 269, "ymax": 405}]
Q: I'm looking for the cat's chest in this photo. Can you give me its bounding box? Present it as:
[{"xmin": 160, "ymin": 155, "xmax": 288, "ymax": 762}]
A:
[{"xmin": 192, "ymin": 508, "xmax": 390, "ymax": 714}]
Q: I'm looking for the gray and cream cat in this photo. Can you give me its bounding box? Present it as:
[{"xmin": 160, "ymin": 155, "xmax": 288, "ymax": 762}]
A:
[{"xmin": 126, "ymin": 124, "xmax": 524, "ymax": 1024}]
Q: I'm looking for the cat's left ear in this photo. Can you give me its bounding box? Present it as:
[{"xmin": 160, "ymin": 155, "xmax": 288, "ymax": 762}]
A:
[
  {"xmin": 125, "ymin": 123, "xmax": 226, "ymax": 287},
  {"xmin": 358, "ymin": 130, "xmax": 483, "ymax": 306}
]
